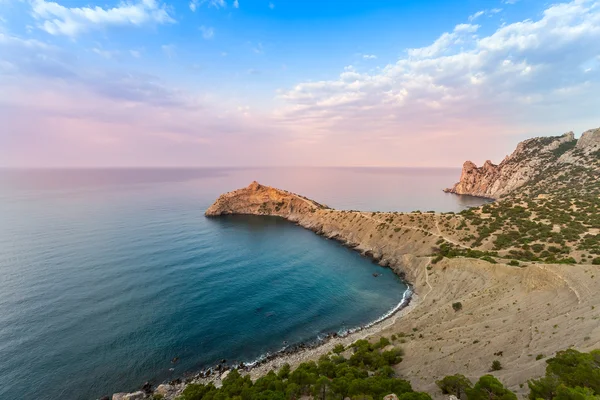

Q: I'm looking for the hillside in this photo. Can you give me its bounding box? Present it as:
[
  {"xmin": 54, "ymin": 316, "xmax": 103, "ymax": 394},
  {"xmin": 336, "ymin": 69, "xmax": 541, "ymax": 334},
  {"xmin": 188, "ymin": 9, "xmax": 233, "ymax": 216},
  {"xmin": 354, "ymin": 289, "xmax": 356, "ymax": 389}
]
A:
[{"xmin": 444, "ymin": 128, "xmax": 600, "ymax": 199}]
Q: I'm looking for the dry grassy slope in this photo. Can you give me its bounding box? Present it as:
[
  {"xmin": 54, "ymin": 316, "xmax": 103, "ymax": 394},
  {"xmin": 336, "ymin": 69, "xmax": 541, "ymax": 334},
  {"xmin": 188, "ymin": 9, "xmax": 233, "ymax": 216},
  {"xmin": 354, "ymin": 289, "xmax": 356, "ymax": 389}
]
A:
[{"xmin": 205, "ymin": 181, "xmax": 600, "ymax": 398}]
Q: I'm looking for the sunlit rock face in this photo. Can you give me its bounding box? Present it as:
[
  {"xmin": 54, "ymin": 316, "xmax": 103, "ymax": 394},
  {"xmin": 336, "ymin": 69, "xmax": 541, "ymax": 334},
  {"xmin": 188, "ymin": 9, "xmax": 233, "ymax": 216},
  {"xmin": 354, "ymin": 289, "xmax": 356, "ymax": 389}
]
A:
[{"xmin": 444, "ymin": 131, "xmax": 583, "ymax": 199}]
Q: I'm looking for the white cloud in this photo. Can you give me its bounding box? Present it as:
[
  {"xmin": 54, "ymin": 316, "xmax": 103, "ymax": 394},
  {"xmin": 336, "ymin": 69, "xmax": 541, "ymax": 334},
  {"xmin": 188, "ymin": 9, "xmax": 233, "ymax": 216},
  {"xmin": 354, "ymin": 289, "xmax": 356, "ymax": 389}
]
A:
[
  {"xmin": 469, "ymin": 8, "xmax": 502, "ymax": 22},
  {"xmin": 363, "ymin": 54, "xmax": 377, "ymax": 60},
  {"xmin": 199, "ymin": 25, "xmax": 214, "ymax": 39},
  {"xmin": 407, "ymin": 23, "xmax": 479, "ymax": 58},
  {"xmin": 277, "ymin": 0, "xmax": 600, "ymax": 149},
  {"xmin": 30, "ymin": 0, "xmax": 175, "ymax": 37},
  {"xmin": 190, "ymin": 0, "xmax": 226, "ymax": 11},
  {"xmin": 130, "ymin": 49, "xmax": 141, "ymax": 58},
  {"xmin": 233, "ymin": 0, "xmax": 239, "ymax": 8},
  {"xmin": 269, "ymin": 2, "xmax": 274, "ymax": 9},
  {"xmin": 468, "ymin": 11, "xmax": 485, "ymax": 22}
]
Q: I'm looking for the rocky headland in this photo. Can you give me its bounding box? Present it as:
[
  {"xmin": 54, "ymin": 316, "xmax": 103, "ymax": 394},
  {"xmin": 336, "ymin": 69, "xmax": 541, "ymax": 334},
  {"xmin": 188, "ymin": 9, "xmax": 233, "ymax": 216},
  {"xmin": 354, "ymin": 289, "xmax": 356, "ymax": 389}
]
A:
[
  {"xmin": 444, "ymin": 128, "xmax": 600, "ymax": 199},
  {"xmin": 113, "ymin": 128, "xmax": 600, "ymax": 400}
]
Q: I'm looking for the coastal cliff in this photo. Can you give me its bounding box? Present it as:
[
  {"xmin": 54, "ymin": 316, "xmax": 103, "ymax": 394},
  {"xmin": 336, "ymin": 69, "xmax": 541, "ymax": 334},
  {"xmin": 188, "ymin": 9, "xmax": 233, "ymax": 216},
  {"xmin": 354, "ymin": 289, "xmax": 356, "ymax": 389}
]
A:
[{"xmin": 444, "ymin": 128, "xmax": 600, "ymax": 199}]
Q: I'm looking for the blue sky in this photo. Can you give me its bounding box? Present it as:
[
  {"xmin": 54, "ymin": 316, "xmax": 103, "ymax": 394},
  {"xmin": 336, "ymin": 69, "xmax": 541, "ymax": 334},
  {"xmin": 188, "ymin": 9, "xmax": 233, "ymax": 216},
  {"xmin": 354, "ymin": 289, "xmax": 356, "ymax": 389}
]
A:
[{"xmin": 1, "ymin": 0, "xmax": 600, "ymax": 167}]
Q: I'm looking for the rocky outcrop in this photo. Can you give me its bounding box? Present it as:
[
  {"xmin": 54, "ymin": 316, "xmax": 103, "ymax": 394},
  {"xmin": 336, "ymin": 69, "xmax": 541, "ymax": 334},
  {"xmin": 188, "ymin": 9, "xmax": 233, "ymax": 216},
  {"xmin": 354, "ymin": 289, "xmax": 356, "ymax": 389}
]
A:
[
  {"xmin": 441, "ymin": 128, "xmax": 600, "ymax": 199},
  {"xmin": 205, "ymin": 181, "xmax": 326, "ymax": 218},
  {"xmin": 576, "ymin": 127, "xmax": 600, "ymax": 154}
]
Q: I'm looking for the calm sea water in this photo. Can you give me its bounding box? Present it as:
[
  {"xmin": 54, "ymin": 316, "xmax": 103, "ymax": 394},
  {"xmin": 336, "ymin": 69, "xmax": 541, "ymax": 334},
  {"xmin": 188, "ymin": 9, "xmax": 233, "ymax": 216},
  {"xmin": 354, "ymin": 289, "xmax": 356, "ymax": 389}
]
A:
[{"xmin": 0, "ymin": 168, "xmax": 487, "ymax": 400}]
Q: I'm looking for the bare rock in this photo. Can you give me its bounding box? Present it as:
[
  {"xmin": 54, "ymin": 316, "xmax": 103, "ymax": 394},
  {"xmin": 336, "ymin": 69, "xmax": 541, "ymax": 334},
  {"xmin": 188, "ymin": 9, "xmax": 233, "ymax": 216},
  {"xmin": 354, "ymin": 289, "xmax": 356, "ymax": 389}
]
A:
[
  {"xmin": 443, "ymin": 130, "xmax": 589, "ymax": 199},
  {"xmin": 123, "ymin": 392, "xmax": 145, "ymax": 400},
  {"xmin": 383, "ymin": 394, "xmax": 399, "ymax": 400},
  {"xmin": 221, "ymin": 370, "xmax": 231, "ymax": 381},
  {"xmin": 205, "ymin": 181, "xmax": 326, "ymax": 218},
  {"xmin": 155, "ymin": 384, "xmax": 174, "ymax": 396},
  {"xmin": 576, "ymin": 128, "xmax": 600, "ymax": 153}
]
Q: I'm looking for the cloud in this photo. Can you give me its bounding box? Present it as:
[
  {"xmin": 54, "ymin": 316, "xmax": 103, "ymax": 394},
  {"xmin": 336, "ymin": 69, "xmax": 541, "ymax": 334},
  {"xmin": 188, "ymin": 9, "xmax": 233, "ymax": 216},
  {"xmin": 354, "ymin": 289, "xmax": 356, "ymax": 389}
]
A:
[
  {"xmin": 3, "ymin": 0, "xmax": 600, "ymax": 168},
  {"xmin": 130, "ymin": 49, "xmax": 142, "ymax": 58},
  {"xmin": 233, "ymin": 0, "xmax": 239, "ymax": 8},
  {"xmin": 276, "ymin": 0, "xmax": 600, "ymax": 164},
  {"xmin": 269, "ymin": 2, "xmax": 274, "ymax": 10},
  {"xmin": 199, "ymin": 25, "xmax": 214, "ymax": 39},
  {"xmin": 469, "ymin": 8, "xmax": 502, "ymax": 22},
  {"xmin": 190, "ymin": 0, "xmax": 226, "ymax": 11},
  {"xmin": 252, "ymin": 42, "xmax": 264, "ymax": 54},
  {"xmin": 30, "ymin": 0, "xmax": 175, "ymax": 37},
  {"xmin": 468, "ymin": 11, "xmax": 485, "ymax": 22},
  {"xmin": 161, "ymin": 44, "xmax": 175, "ymax": 59},
  {"xmin": 92, "ymin": 47, "xmax": 118, "ymax": 60},
  {"xmin": 363, "ymin": 54, "xmax": 377, "ymax": 60}
]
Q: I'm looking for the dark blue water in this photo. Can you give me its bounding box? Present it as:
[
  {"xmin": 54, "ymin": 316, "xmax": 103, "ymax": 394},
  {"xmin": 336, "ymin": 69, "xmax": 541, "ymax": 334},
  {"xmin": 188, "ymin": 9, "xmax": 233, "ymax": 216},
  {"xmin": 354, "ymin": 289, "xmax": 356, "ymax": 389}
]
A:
[{"xmin": 0, "ymin": 168, "xmax": 487, "ymax": 400}]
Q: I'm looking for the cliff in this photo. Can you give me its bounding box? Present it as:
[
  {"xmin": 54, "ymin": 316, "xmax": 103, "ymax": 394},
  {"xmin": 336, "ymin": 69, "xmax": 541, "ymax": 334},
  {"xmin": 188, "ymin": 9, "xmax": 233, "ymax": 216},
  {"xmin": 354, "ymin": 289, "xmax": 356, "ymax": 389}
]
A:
[{"xmin": 444, "ymin": 128, "xmax": 600, "ymax": 199}]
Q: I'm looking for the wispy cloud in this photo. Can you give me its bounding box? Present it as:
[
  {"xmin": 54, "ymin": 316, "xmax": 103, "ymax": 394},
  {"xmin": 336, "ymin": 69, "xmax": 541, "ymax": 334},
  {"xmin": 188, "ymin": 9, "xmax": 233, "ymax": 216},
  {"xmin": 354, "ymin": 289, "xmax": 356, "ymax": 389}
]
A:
[
  {"xmin": 362, "ymin": 54, "xmax": 377, "ymax": 60},
  {"xmin": 190, "ymin": 0, "xmax": 226, "ymax": 11},
  {"xmin": 233, "ymin": 0, "xmax": 239, "ymax": 8},
  {"xmin": 199, "ymin": 25, "xmax": 214, "ymax": 39},
  {"xmin": 269, "ymin": 2, "xmax": 275, "ymax": 10},
  {"xmin": 161, "ymin": 44, "xmax": 175, "ymax": 59},
  {"xmin": 468, "ymin": 11, "xmax": 485, "ymax": 22},
  {"xmin": 92, "ymin": 47, "xmax": 118, "ymax": 60},
  {"xmin": 30, "ymin": 0, "xmax": 175, "ymax": 37},
  {"xmin": 252, "ymin": 42, "xmax": 264, "ymax": 54},
  {"xmin": 469, "ymin": 8, "xmax": 502, "ymax": 22}
]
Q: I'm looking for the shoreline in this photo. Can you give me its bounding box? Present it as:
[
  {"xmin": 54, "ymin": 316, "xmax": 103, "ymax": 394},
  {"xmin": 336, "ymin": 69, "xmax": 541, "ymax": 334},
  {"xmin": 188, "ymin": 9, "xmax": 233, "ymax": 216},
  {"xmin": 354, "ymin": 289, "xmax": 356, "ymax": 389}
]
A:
[
  {"xmin": 143, "ymin": 245, "xmax": 416, "ymax": 399},
  {"xmin": 178, "ymin": 282, "xmax": 415, "ymax": 386},
  {"xmin": 183, "ymin": 287, "xmax": 419, "ymax": 388},
  {"xmin": 149, "ymin": 215, "xmax": 419, "ymax": 394}
]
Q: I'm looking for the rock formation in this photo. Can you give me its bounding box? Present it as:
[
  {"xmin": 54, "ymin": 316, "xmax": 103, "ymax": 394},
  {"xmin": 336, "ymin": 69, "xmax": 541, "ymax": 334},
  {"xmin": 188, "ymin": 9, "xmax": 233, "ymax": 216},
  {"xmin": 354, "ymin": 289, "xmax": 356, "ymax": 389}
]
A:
[
  {"xmin": 205, "ymin": 181, "xmax": 326, "ymax": 218},
  {"xmin": 443, "ymin": 127, "xmax": 600, "ymax": 199}
]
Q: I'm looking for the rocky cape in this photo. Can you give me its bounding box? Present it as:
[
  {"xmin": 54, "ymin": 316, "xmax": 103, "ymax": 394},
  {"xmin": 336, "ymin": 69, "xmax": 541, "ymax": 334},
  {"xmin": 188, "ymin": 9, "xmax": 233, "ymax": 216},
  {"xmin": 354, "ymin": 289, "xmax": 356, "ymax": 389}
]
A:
[
  {"xmin": 205, "ymin": 181, "xmax": 440, "ymax": 283},
  {"xmin": 444, "ymin": 127, "xmax": 600, "ymax": 199}
]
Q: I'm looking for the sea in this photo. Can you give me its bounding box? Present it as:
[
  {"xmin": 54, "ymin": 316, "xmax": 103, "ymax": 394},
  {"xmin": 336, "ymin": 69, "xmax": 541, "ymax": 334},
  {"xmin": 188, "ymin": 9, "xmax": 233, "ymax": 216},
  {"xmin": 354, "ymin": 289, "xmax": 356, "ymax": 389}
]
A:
[{"xmin": 0, "ymin": 167, "xmax": 489, "ymax": 400}]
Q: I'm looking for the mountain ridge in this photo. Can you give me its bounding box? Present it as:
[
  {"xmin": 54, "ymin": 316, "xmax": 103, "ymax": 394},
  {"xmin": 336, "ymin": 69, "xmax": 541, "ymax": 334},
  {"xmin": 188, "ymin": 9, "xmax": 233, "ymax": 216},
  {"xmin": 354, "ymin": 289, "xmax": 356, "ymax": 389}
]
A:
[{"xmin": 444, "ymin": 128, "xmax": 600, "ymax": 199}]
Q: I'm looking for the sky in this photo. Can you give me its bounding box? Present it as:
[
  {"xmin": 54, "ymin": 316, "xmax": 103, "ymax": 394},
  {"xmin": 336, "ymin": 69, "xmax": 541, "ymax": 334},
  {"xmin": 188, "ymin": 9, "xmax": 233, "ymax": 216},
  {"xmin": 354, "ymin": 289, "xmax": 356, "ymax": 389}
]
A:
[{"xmin": 1, "ymin": 0, "xmax": 600, "ymax": 167}]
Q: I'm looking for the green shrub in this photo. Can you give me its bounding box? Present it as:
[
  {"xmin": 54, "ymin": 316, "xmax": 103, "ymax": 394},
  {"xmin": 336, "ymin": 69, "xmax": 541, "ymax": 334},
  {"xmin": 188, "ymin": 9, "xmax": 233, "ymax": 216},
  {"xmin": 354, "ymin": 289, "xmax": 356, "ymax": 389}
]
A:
[
  {"xmin": 332, "ymin": 344, "xmax": 345, "ymax": 354},
  {"xmin": 436, "ymin": 374, "xmax": 472, "ymax": 399},
  {"xmin": 491, "ymin": 360, "xmax": 503, "ymax": 371},
  {"xmin": 452, "ymin": 302, "xmax": 463, "ymax": 312},
  {"xmin": 466, "ymin": 375, "xmax": 516, "ymax": 400}
]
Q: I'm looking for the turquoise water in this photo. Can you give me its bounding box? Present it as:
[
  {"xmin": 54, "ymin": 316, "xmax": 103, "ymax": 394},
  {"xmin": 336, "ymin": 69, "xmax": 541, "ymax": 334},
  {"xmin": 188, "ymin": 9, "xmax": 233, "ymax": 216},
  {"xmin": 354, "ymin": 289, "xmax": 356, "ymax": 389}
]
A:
[{"xmin": 0, "ymin": 168, "xmax": 487, "ymax": 400}]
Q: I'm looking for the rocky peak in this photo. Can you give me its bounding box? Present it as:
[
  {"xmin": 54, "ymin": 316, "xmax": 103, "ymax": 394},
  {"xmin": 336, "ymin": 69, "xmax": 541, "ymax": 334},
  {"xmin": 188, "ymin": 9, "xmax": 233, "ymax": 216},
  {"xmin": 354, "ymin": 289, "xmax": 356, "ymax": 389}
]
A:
[
  {"xmin": 576, "ymin": 128, "xmax": 600, "ymax": 153},
  {"xmin": 445, "ymin": 128, "xmax": 597, "ymax": 199},
  {"xmin": 205, "ymin": 181, "xmax": 325, "ymax": 218},
  {"xmin": 248, "ymin": 181, "xmax": 263, "ymax": 191}
]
